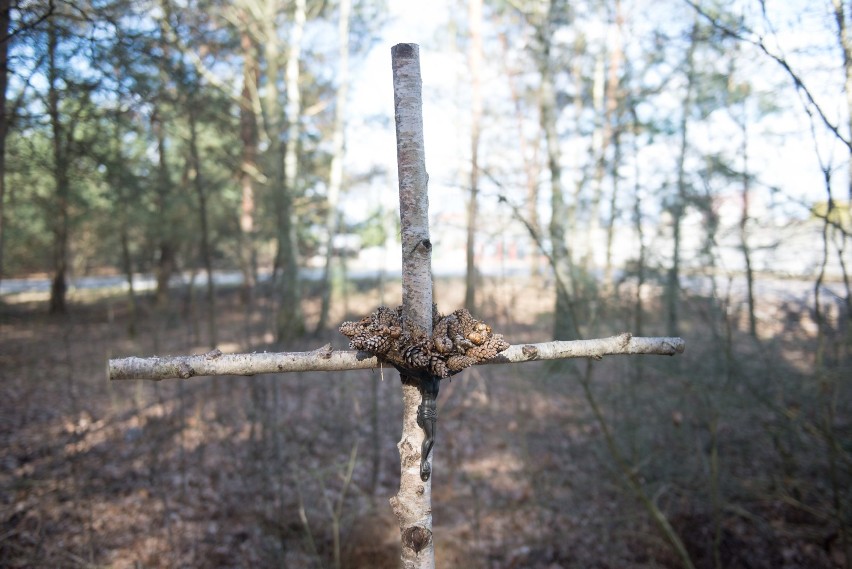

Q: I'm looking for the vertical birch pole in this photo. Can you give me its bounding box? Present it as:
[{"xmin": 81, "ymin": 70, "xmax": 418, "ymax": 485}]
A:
[{"xmin": 388, "ymin": 43, "xmax": 436, "ymax": 569}]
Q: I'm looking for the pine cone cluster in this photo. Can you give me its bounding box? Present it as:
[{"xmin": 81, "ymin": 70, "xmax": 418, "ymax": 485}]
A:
[{"xmin": 338, "ymin": 305, "xmax": 509, "ymax": 378}]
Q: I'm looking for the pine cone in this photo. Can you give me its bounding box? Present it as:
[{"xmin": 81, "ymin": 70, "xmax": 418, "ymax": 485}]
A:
[
  {"xmin": 374, "ymin": 305, "xmax": 400, "ymax": 327},
  {"xmin": 492, "ymin": 334, "xmax": 509, "ymax": 352},
  {"xmin": 447, "ymin": 354, "xmax": 478, "ymax": 372},
  {"xmin": 446, "ymin": 317, "xmax": 463, "ymax": 343},
  {"xmin": 340, "ymin": 305, "xmax": 508, "ymax": 376},
  {"xmin": 402, "ymin": 343, "xmax": 430, "ymax": 369},
  {"xmin": 429, "ymin": 355, "xmax": 449, "ymax": 378},
  {"xmin": 364, "ymin": 334, "xmax": 394, "ymax": 355},
  {"xmin": 466, "ymin": 322, "xmax": 492, "ymax": 345},
  {"xmin": 466, "ymin": 331, "xmax": 486, "ymax": 346},
  {"xmin": 466, "ymin": 334, "xmax": 509, "ymax": 362},
  {"xmin": 454, "ymin": 308, "xmax": 476, "ymax": 336},
  {"xmin": 431, "ymin": 314, "xmax": 452, "ymax": 353},
  {"xmin": 466, "ymin": 345, "xmax": 496, "ymax": 361},
  {"xmin": 453, "ymin": 337, "xmax": 475, "ymax": 353},
  {"xmin": 432, "ymin": 334, "xmax": 453, "ymax": 355},
  {"xmin": 339, "ymin": 321, "xmax": 362, "ymax": 338},
  {"xmin": 350, "ymin": 331, "xmax": 372, "ymax": 351}
]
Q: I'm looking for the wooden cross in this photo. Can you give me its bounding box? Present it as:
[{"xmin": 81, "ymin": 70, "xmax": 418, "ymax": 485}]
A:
[{"xmin": 108, "ymin": 44, "xmax": 685, "ymax": 569}]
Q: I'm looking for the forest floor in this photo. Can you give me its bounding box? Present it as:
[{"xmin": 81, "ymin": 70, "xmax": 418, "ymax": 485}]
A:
[{"xmin": 0, "ymin": 276, "xmax": 849, "ymax": 568}]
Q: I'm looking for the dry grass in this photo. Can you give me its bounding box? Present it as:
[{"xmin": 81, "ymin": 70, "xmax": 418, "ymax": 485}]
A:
[{"xmin": 1, "ymin": 277, "xmax": 848, "ymax": 568}]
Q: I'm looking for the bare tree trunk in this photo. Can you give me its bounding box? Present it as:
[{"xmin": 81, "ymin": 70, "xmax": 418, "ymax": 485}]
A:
[
  {"xmin": 119, "ymin": 224, "xmax": 138, "ymax": 332},
  {"xmin": 629, "ymin": 104, "xmax": 645, "ymax": 340},
  {"xmin": 188, "ymin": 103, "xmax": 217, "ymax": 347},
  {"xmin": 153, "ymin": 109, "xmax": 175, "ymax": 308},
  {"xmin": 603, "ymin": 0, "xmax": 624, "ymax": 291},
  {"xmin": 48, "ymin": 18, "xmax": 70, "ymax": 315},
  {"xmin": 152, "ymin": 16, "xmax": 176, "ymax": 309},
  {"xmin": 387, "ymin": 43, "xmax": 435, "ymax": 569},
  {"xmin": 831, "ymin": 0, "xmax": 852, "ymax": 343},
  {"xmin": 568, "ymin": 34, "xmax": 585, "ymax": 262},
  {"xmin": 238, "ymin": 28, "xmax": 259, "ymax": 306},
  {"xmin": 464, "ymin": 0, "xmax": 483, "ymax": 311},
  {"xmin": 833, "ymin": 0, "xmax": 852, "ymax": 203},
  {"xmin": 0, "ymin": 0, "xmax": 9, "ymax": 287},
  {"xmin": 498, "ymin": 29, "xmax": 541, "ymax": 278},
  {"xmin": 736, "ymin": 104, "xmax": 757, "ymax": 338},
  {"xmin": 536, "ymin": 1, "xmax": 576, "ymax": 340},
  {"xmin": 275, "ymin": 0, "xmax": 305, "ymax": 343},
  {"xmin": 109, "ymin": 111, "xmax": 138, "ymax": 335},
  {"xmin": 604, "ymin": 129, "xmax": 622, "ymax": 292},
  {"xmin": 258, "ymin": 0, "xmax": 304, "ymax": 342},
  {"xmin": 666, "ymin": 21, "xmax": 698, "ymax": 337},
  {"xmin": 317, "ymin": 0, "xmax": 351, "ymax": 332},
  {"xmin": 587, "ymin": 48, "xmax": 606, "ymax": 271}
]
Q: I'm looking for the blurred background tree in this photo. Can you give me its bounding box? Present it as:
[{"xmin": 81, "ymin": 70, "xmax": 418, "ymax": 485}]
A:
[{"xmin": 1, "ymin": 0, "xmax": 850, "ymax": 567}]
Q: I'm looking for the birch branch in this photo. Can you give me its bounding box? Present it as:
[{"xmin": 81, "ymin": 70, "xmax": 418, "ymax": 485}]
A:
[
  {"xmin": 107, "ymin": 334, "xmax": 685, "ymax": 381},
  {"xmin": 388, "ymin": 42, "xmax": 436, "ymax": 569}
]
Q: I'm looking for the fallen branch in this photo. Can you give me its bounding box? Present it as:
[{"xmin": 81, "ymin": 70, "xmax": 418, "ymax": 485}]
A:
[{"xmin": 108, "ymin": 333, "xmax": 685, "ymax": 381}]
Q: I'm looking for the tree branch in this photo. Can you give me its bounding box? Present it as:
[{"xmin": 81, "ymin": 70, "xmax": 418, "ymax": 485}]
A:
[
  {"xmin": 107, "ymin": 334, "xmax": 685, "ymax": 381},
  {"xmin": 683, "ymin": 0, "xmax": 852, "ymax": 153}
]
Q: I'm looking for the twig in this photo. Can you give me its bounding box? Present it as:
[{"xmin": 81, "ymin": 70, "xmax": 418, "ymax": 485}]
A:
[
  {"xmin": 683, "ymin": 0, "xmax": 852, "ymax": 153},
  {"xmin": 108, "ymin": 334, "xmax": 685, "ymax": 381}
]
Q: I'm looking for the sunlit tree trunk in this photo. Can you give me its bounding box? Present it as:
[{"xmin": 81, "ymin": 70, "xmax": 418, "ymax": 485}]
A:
[
  {"xmin": 831, "ymin": 0, "xmax": 852, "ymax": 339},
  {"xmin": 567, "ymin": 34, "xmax": 585, "ymax": 262},
  {"xmin": 238, "ymin": 27, "xmax": 259, "ymax": 306},
  {"xmin": 536, "ymin": 0, "xmax": 576, "ymax": 340},
  {"xmin": 260, "ymin": 0, "xmax": 283, "ymax": 280},
  {"xmin": 464, "ymin": 0, "xmax": 483, "ymax": 311},
  {"xmin": 498, "ymin": 27, "xmax": 541, "ymax": 277},
  {"xmin": 275, "ymin": 0, "xmax": 305, "ymax": 343},
  {"xmin": 151, "ymin": 18, "xmax": 176, "ymax": 308},
  {"xmin": 666, "ymin": 21, "xmax": 698, "ymax": 337},
  {"xmin": 48, "ymin": 18, "xmax": 70, "ymax": 314},
  {"xmin": 586, "ymin": 49, "xmax": 606, "ymax": 271},
  {"xmin": 830, "ymin": 24, "xmax": 852, "ymax": 537},
  {"xmin": 732, "ymin": 80, "xmax": 757, "ymax": 338},
  {"xmin": 629, "ymin": 104, "xmax": 645, "ymax": 341},
  {"xmin": 833, "ymin": 0, "xmax": 852, "ymax": 204},
  {"xmin": 603, "ymin": 0, "xmax": 624, "ymax": 291},
  {"xmin": 0, "ymin": 0, "xmax": 9, "ymax": 287},
  {"xmin": 317, "ymin": 0, "xmax": 351, "ymax": 332}
]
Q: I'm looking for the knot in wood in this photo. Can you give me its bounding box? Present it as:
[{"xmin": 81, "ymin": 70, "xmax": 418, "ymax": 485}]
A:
[
  {"xmin": 402, "ymin": 525, "xmax": 432, "ymax": 554},
  {"xmin": 338, "ymin": 305, "xmax": 509, "ymax": 378},
  {"xmin": 522, "ymin": 344, "xmax": 539, "ymax": 359}
]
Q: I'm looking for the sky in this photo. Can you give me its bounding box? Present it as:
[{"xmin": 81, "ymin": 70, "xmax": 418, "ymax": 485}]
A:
[
  {"xmin": 344, "ymin": 0, "xmax": 467, "ymax": 225},
  {"xmin": 343, "ymin": 0, "xmax": 850, "ymax": 220},
  {"xmin": 331, "ymin": 0, "xmax": 852, "ymax": 282}
]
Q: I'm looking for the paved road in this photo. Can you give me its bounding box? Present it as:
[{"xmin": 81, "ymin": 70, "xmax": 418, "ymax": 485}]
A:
[
  {"xmin": 0, "ymin": 269, "xmax": 379, "ymax": 296},
  {"xmin": 1, "ymin": 268, "xmax": 845, "ymax": 308}
]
